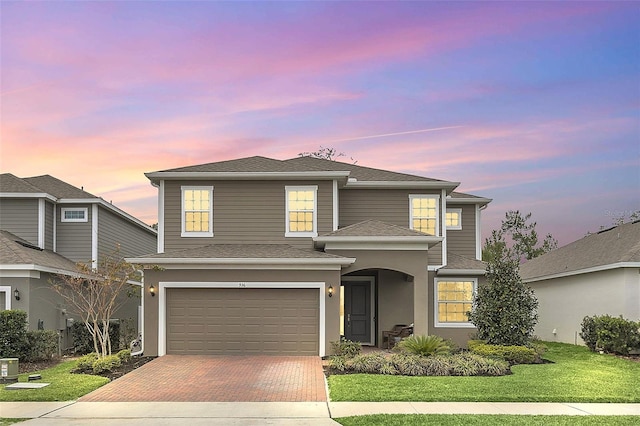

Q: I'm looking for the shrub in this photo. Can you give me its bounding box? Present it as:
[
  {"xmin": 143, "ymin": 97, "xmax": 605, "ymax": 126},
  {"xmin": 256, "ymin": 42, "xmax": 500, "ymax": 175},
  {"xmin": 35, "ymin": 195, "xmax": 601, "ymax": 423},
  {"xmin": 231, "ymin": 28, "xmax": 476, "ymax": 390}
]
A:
[
  {"xmin": 328, "ymin": 355, "xmax": 347, "ymax": 372},
  {"xmin": 450, "ymin": 353, "xmax": 510, "ymax": 376},
  {"xmin": 389, "ymin": 353, "xmax": 427, "ymax": 376},
  {"xmin": 349, "ymin": 353, "xmax": 388, "ymax": 374},
  {"xmin": 396, "ymin": 335, "xmax": 451, "ymax": 357},
  {"xmin": 72, "ymin": 320, "xmax": 121, "ymax": 354},
  {"xmin": 330, "ymin": 338, "xmax": 361, "ymax": 358},
  {"xmin": 0, "ymin": 310, "xmax": 29, "ymax": 358},
  {"xmin": 74, "ymin": 352, "xmax": 99, "ymax": 373},
  {"xmin": 116, "ymin": 349, "xmax": 132, "ymax": 362},
  {"xmin": 25, "ymin": 330, "xmax": 59, "ymax": 361},
  {"xmin": 581, "ymin": 315, "xmax": 640, "ymax": 355},
  {"xmin": 92, "ymin": 354, "xmax": 122, "ymax": 374},
  {"xmin": 420, "ymin": 355, "xmax": 452, "ymax": 376},
  {"xmin": 468, "ymin": 341, "xmax": 539, "ymax": 364}
]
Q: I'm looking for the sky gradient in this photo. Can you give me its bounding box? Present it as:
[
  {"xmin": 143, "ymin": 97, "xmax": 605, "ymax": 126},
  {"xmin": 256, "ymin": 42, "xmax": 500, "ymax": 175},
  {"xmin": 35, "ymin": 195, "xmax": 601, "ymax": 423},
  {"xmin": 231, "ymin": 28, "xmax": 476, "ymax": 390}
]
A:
[{"xmin": 2, "ymin": 1, "xmax": 638, "ymax": 247}]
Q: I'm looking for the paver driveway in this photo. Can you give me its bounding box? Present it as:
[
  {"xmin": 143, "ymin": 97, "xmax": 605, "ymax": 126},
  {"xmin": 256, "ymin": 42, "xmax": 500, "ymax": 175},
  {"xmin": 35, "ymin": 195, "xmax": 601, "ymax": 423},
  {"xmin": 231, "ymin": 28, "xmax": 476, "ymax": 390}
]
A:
[{"xmin": 80, "ymin": 355, "xmax": 327, "ymax": 402}]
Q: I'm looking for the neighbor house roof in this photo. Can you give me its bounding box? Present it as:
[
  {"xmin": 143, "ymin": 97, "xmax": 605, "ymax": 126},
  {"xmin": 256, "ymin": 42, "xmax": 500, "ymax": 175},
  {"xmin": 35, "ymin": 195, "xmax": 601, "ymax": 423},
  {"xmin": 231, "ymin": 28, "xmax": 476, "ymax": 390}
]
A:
[
  {"xmin": 0, "ymin": 230, "xmax": 80, "ymax": 275},
  {"xmin": 0, "ymin": 173, "xmax": 42, "ymax": 193},
  {"xmin": 520, "ymin": 220, "xmax": 640, "ymax": 282},
  {"xmin": 23, "ymin": 175, "xmax": 97, "ymax": 199},
  {"xmin": 437, "ymin": 252, "xmax": 486, "ymax": 275}
]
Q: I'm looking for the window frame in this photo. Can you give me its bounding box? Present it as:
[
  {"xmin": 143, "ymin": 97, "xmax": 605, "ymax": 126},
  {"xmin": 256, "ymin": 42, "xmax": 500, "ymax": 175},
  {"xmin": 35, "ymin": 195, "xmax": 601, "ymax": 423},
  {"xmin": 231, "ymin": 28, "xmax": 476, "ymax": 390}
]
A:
[
  {"xmin": 61, "ymin": 207, "xmax": 88, "ymax": 223},
  {"xmin": 181, "ymin": 186, "xmax": 214, "ymax": 238},
  {"xmin": 446, "ymin": 208, "xmax": 463, "ymax": 230},
  {"xmin": 434, "ymin": 278, "xmax": 477, "ymax": 328},
  {"xmin": 409, "ymin": 194, "xmax": 440, "ymax": 236},
  {"xmin": 285, "ymin": 185, "xmax": 318, "ymax": 238}
]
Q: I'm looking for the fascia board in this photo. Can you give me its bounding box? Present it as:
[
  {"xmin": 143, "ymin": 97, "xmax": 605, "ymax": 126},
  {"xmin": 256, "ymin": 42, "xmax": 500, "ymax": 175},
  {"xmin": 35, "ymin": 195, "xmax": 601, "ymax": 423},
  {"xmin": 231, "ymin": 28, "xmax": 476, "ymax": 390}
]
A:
[
  {"xmin": 126, "ymin": 257, "xmax": 357, "ymax": 267},
  {"xmin": 344, "ymin": 181, "xmax": 460, "ymax": 191},
  {"xmin": 437, "ymin": 268, "xmax": 486, "ymax": 276},
  {"xmin": 144, "ymin": 171, "xmax": 350, "ymax": 180},
  {"xmin": 59, "ymin": 199, "xmax": 157, "ymax": 235},
  {"xmin": 522, "ymin": 262, "xmax": 640, "ymax": 283},
  {"xmin": 323, "ymin": 242, "xmax": 433, "ymax": 251},
  {"xmin": 0, "ymin": 264, "xmax": 88, "ymax": 278},
  {"xmin": 446, "ymin": 197, "xmax": 493, "ymax": 205},
  {"xmin": 314, "ymin": 236, "xmax": 443, "ymax": 244},
  {"xmin": 0, "ymin": 192, "xmax": 58, "ymax": 202}
]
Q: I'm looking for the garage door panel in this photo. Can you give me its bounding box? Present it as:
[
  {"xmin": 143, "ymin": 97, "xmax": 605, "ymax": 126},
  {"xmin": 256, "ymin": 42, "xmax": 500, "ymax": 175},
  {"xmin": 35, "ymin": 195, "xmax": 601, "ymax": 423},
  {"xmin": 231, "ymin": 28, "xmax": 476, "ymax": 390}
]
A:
[{"xmin": 166, "ymin": 287, "xmax": 319, "ymax": 355}]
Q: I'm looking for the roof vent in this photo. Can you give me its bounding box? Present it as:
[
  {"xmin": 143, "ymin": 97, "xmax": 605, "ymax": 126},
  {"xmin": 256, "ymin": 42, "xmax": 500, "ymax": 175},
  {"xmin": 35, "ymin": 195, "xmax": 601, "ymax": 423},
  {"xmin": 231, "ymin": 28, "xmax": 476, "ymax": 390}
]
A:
[{"xmin": 15, "ymin": 240, "xmax": 44, "ymax": 251}]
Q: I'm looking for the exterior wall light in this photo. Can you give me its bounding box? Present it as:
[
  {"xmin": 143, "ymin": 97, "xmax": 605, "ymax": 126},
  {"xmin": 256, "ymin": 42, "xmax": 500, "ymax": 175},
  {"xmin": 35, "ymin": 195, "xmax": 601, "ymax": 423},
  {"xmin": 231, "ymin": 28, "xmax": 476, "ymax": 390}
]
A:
[
  {"xmin": 328, "ymin": 285, "xmax": 333, "ymax": 298},
  {"xmin": 14, "ymin": 288, "xmax": 20, "ymax": 301},
  {"xmin": 149, "ymin": 284, "xmax": 156, "ymax": 297}
]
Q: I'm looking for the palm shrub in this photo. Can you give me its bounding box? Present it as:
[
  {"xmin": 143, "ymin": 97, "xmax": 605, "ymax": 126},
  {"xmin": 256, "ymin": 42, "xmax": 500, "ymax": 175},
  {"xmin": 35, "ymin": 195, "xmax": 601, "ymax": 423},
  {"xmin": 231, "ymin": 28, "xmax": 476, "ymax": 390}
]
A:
[{"xmin": 396, "ymin": 335, "xmax": 451, "ymax": 356}]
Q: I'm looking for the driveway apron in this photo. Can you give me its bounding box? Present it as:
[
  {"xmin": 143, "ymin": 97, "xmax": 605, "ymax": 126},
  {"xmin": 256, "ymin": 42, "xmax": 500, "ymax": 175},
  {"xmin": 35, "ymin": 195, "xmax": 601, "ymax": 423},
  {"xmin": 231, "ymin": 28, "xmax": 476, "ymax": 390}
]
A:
[{"xmin": 80, "ymin": 355, "xmax": 327, "ymax": 402}]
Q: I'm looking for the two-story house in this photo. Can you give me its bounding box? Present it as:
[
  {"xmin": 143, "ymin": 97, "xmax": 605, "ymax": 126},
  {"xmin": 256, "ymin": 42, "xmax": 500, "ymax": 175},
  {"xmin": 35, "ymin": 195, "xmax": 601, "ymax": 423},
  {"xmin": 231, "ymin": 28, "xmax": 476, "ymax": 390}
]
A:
[
  {"xmin": 0, "ymin": 173, "xmax": 157, "ymax": 349},
  {"xmin": 131, "ymin": 156, "xmax": 490, "ymax": 357}
]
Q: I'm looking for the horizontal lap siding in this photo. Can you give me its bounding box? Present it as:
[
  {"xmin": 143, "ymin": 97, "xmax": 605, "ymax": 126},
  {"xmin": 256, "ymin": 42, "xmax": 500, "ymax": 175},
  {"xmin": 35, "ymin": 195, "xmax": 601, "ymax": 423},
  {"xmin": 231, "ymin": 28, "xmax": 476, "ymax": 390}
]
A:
[
  {"xmin": 0, "ymin": 199, "xmax": 39, "ymax": 245},
  {"xmin": 446, "ymin": 204, "xmax": 477, "ymax": 259},
  {"xmin": 98, "ymin": 207, "xmax": 157, "ymax": 260},
  {"xmin": 164, "ymin": 180, "xmax": 333, "ymax": 251},
  {"xmin": 56, "ymin": 204, "xmax": 92, "ymax": 263}
]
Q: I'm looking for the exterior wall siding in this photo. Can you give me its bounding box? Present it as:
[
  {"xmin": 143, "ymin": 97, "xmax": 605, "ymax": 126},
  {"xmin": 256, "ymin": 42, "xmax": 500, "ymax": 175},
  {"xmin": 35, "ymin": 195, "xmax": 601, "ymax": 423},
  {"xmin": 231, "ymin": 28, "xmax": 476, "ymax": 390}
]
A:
[
  {"xmin": 375, "ymin": 269, "xmax": 414, "ymax": 346},
  {"xmin": 445, "ymin": 204, "xmax": 477, "ymax": 259},
  {"xmin": 56, "ymin": 204, "xmax": 92, "ymax": 263},
  {"xmin": 44, "ymin": 201, "xmax": 54, "ymax": 250},
  {"xmin": 0, "ymin": 198, "xmax": 39, "ymax": 245},
  {"xmin": 163, "ymin": 180, "xmax": 333, "ymax": 251},
  {"xmin": 98, "ymin": 206, "xmax": 156, "ymax": 260}
]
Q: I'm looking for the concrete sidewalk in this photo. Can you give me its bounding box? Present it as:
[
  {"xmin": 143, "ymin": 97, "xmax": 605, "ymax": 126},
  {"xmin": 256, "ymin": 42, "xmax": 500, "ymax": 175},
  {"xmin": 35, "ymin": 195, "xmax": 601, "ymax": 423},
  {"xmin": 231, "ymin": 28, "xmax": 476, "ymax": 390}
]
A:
[{"xmin": 1, "ymin": 401, "xmax": 639, "ymax": 425}]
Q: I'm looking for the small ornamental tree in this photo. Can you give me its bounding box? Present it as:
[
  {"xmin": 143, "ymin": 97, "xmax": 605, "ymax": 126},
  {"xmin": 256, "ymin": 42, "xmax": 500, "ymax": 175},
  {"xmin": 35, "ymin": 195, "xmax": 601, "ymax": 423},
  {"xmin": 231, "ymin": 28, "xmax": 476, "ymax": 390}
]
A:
[
  {"xmin": 468, "ymin": 249, "xmax": 539, "ymax": 346},
  {"xmin": 51, "ymin": 248, "xmax": 141, "ymax": 358}
]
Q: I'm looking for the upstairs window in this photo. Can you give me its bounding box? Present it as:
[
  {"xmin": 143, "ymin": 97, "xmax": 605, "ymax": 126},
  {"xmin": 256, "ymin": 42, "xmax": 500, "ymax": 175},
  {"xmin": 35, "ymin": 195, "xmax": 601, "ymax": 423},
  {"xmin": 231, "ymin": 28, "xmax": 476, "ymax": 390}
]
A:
[
  {"xmin": 446, "ymin": 208, "xmax": 462, "ymax": 230},
  {"xmin": 435, "ymin": 279, "xmax": 476, "ymax": 327},
  {"xmin": 285, "ymin": 186, "xmax": 317, "ymax": 237},
  {"xmin": 61, "ymin": 207, "xmax": 88, "ymax": 223},
  {"xmin": 181, "ymin": 186, "xmax": 213, "ymax": 237},
  {"xmin": 409, "ymin": 195, "xmax": 439, "ymax": 236}
]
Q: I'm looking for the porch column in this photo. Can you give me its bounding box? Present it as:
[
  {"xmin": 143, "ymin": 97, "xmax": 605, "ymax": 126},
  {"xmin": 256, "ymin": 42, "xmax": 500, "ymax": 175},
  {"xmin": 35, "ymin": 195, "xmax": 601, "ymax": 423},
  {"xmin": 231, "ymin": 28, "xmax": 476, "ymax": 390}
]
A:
[{"xmin": 412, "ymin": 268, "xmax": 429, "ymax": 336}]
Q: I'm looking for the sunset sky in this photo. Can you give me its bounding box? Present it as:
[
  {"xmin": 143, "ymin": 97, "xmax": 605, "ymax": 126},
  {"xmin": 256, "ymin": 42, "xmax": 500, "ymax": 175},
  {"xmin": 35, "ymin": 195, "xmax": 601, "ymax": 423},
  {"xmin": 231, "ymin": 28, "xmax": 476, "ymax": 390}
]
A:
[{"xmin": 1, "ymin": 1, "xmax": 638, "ymax": 247}]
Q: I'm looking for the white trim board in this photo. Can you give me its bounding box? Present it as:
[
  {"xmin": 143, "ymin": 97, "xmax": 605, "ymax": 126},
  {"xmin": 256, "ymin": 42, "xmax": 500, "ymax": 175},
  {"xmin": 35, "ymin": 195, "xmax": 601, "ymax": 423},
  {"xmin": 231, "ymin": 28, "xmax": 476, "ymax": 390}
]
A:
[
  {"xmin": 0, "ymin": 286, "xmax": 12, "ymax": 310},
  {"xmin": 157, "ymin": 281, "xmax": 327, "ymax": 357}
]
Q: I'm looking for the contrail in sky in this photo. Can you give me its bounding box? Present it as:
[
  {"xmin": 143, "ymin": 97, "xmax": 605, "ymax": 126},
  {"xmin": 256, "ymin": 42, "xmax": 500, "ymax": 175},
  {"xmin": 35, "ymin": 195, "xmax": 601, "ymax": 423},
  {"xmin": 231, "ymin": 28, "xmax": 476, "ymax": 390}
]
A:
[{"xmin": 327, "ymin": 126, "xmax": 464, "ymax": 143}]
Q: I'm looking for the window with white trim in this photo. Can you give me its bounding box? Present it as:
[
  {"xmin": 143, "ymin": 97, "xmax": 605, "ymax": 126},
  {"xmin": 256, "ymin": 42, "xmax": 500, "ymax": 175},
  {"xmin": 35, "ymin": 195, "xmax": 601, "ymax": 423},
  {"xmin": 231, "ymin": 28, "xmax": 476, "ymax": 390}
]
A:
[
  {"xmin": 61, "ymin": 207, "xmax": 88, "ymax": 222},
  {"xmin": 446, "ymin": 208, "xmax": 462, "ymax": 230},
  {"xmin": 285, "ymin": 186, "xmax": 317, "ymax": 237},
  {"xmin": 409, "ymin": 195, "xmax": 439, "ymax": 236},
  {"xmin": 435, "ymin": 278, "xmax": 477, "ymax": 327},
  {"xmin": 181, "ymin": 186, "xmax": 213, "ymax": 237}
]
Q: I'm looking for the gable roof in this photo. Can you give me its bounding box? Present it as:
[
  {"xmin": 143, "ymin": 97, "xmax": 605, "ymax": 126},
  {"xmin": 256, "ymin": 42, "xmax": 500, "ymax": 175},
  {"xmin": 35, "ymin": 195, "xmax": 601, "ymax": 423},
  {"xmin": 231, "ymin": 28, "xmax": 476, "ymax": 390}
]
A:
[
  {"xmin": 520, "ymin": 220, "xmax": 640, "ymax": 282},
  {"xmin": 0, "ymin": 230, "xmax": 80, "ymax": 275},
  {"xmin": 23, "ymin": 175, "xmax": 97, "ymax": 199},
  {"xmin": 437, "ymin": 252, "xmax": 486, "ymax": 275}
]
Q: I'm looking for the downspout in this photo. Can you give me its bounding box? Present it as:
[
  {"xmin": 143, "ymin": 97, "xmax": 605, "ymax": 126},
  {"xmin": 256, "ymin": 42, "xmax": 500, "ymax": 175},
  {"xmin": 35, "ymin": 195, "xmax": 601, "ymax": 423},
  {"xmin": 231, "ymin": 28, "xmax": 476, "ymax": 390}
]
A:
[{"xmin": 130, "ymin": 269, "xmax": 145, "ymax": 356}]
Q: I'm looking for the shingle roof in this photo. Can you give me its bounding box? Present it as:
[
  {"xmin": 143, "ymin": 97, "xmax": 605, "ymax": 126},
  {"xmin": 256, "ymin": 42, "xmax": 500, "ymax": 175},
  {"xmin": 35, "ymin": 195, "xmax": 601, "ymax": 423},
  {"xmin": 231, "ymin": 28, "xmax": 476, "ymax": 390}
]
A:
[
  {"xmin": 320, "ymin": 220, "xmax": 428, "ymax": 238},
  {"xmin": 23, "ymin": 175, "xmax": 97, "ymax": 199},
  {"xmin": 284, "ymin": 156, "xmax": 444, "ymax": 182},
  {"xmin": 440, "ymin": 252, "xmax": 486, "ymax": 271},
  {"xmin": 0, "ymin": 173, "xmax": 42, "ymax": 193},
  {"xmin": 155, "ymin": 156, "xmax": 318, "ymax": 173},
  {"xmin": 135, "ymin": 244, "xmax": 348, "ymax": 260},
  {"xmin": 520, "ymin": 220, "xmax": 640, "ymax": 281},
  {"xmin": 0, "ymin": 230, "xmax": 80, "ymax": 272}
]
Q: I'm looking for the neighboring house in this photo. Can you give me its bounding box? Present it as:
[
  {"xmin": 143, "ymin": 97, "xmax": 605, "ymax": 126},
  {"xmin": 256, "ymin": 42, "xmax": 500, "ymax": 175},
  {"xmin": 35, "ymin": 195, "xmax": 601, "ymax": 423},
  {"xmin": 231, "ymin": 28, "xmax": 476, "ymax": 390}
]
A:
[
  {"xmin": 0, "ymin": 173, "xmax": 157, "ymax": 349},
  {"xmin": 131, "ymin": 156, "xmax": 490, "ymax": 356},
  {"xmin": 520, "ymin": 220, "xmax": 640, "ymax": 345}
]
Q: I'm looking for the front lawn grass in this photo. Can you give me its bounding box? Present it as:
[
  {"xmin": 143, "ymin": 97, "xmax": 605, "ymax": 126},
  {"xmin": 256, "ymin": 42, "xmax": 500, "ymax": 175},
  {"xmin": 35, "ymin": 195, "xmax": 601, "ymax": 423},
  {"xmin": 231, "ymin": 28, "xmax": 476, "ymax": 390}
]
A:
[
  {"xmin": 335, "ymin": 415, "xmax": 640, "ymax": 426},
  {"xmin": 328, "ymin": 342, "xmax": 640, "ymax": 402},
  {"xmin": 0, "ymin": 360, "xmax": 108, "ymax": 402}
]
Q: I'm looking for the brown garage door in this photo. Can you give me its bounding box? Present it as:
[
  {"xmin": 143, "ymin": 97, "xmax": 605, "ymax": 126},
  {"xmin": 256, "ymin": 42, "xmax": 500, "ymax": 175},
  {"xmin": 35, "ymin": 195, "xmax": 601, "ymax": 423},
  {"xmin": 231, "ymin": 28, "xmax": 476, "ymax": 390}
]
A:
[{"xmin": 166, "ymin": 287, "xmax": 319, "ymax": 355}]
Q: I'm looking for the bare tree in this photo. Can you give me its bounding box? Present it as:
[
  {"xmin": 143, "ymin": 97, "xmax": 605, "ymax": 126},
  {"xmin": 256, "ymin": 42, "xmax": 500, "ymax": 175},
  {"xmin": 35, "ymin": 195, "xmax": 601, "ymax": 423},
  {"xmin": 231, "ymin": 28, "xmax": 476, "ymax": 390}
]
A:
[
  {"xmin": 299, "ymin": 146, "xmax": 357, "ymax": 164},
  {"xmin": 51, "ymin": 248, "xmax": 141, "ymax": 357}
]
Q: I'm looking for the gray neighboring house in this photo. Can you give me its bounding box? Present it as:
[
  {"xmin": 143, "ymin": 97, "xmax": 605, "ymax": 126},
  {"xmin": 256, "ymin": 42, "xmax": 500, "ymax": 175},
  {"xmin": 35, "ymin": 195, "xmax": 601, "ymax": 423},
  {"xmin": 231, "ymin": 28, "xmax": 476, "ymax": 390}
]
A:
[
  {"xmin": 131, "ymin": 156, "xmax": 491, "ymax": 357},
  {"xmin": 520, "ymin": 220, "xmax": 640, "ymax": 345},
  {"xmin": 0, "ymin": 173, "xmax": 157, "ymax": 350}
]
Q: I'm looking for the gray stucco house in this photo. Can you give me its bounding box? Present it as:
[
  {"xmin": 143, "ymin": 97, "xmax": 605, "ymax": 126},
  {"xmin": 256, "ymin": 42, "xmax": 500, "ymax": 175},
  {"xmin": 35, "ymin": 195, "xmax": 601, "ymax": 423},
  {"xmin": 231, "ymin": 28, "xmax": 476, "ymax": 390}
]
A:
[
  {"xmin": 520, "ymin": 220, "xmax": 640, "ymax": 345},
  {"xmin": 0, "ymin": 173, "xmax": 157, "ymax": 350},
  {"xmin": 131, "ymin": 156, "xmax": 490, "ymax": 356}
]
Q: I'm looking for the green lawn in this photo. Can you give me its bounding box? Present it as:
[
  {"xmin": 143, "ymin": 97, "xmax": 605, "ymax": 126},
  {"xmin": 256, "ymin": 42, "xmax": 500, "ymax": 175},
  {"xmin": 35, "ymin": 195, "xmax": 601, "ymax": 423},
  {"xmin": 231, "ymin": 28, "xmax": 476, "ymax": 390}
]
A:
[
  {"xmin": 335, "ymin": 415, "xmax": 640, "ymax": 426},
  {"xmin": 329, "ymin": 342, "xmax": 640, "ymax": 402},
  {"xmin": 0, "ymin": 360, "xmax": 108, "ymax": 402}
]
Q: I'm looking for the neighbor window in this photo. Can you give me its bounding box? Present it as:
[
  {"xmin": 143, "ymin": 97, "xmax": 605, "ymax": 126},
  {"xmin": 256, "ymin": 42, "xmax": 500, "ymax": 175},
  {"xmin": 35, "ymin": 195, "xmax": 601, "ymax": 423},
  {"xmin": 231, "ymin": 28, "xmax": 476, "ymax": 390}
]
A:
[
  {"xmin": 409, "ymin": 195, "xmax": 439, "ymax": 235},
  {"xmin": 446, "ymin": 208, "xmax": 462, "ymax": 230},
  {"xmin": 435, "ymin": 279, "xmax": 476, "ymax": 327},
  {"xmin": 61, "ymin": 207, "xmax": 88, "ymax": 223},
  {"xmin": 285, "ymin": 186, "xmax": 317, "ymax": 237},
  {"xmin": 181, "ymin": 186, "xmax": 213, "ymax": 237}
]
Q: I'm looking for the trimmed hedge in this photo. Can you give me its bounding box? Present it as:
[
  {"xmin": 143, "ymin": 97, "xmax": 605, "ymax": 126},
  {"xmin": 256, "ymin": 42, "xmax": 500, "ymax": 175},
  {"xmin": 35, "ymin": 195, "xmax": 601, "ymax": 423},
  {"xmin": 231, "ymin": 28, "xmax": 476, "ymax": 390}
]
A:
[
  {"xmin": 467, "ymin": 340, "xmax": 545, "ymax": 364},
  {"xmin": 71, "ymin": 320, "xmax": 121, "ymax": 354},
  {"xmin": 0, "ymin": 310, "xmax": 29, "ymax": 358},
  {"xmin": 580, "ymin": 315, "xmax": 640, "ymax": 355},
  {"xmin": 25, "ymin": 330, "xmax": 59, "ymax": 361}
]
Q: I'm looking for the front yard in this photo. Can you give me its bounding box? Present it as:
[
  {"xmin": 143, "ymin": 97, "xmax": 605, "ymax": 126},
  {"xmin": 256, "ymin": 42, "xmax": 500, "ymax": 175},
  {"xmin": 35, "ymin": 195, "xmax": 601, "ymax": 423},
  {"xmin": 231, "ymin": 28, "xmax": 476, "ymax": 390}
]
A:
[
  {"xmin": 328, "ymin": 342, "xmax": 640, "ymax": 402},
  {"xmin": 335, "ymin": 414, "xmax": 640, "ymax": 426}
]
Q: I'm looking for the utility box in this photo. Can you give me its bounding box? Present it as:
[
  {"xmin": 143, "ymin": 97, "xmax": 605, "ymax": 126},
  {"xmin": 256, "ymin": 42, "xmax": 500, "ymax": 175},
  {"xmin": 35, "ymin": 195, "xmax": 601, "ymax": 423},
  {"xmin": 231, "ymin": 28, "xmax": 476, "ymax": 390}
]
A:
[{"xmin": 1, "ymin": 358, "xmax": 19, "ymax": 383}]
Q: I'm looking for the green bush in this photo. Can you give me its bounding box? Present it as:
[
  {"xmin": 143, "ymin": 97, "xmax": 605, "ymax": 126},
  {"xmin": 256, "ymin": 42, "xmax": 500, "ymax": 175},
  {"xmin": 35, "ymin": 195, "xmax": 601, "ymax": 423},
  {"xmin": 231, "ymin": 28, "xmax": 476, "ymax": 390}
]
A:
[
  {"xmin": 116, "ymin": 349, "xmax": 131, "ymax": 362},
  {"xmin": 330, "ymin": 338, "xmax": 361, "ymax": 358},
  {"xmin": 74, "ymin": 352, "xmax": 99, "ymax": 373},
  {"xmin": 419, "ymin": 355, "xmax": 452, "ymax": 376},
  {"xmin": 449, "ymin": 353, "xmax": 510, "ymax": 376},
  {"xmin": 92, "ymin": 354, "xmax": 122, "ymax": 374},
  {"xmin": 71, "ymin": 320, "xmax": 121, "ymax": 354},
  {"xmin": 468, "ymin": 341, "xmax": 540, "ymax": 364},
  {"xmin": 0, "ymin": 310, "xmax": 29, "ymax": 358},
  {"xmin": 25, "ymin": 330, "xmax": 59, "ymax": 361},
  {"xmin": 348, "ymin": 353, "xmax": 388, "ymax": 374},
  {"xmin": 396, "ymin": 335, "xmax": 451, "ymax": 357},
  {"xmin": 581, "ymin": 315, "xmax": 640, "ymax": 355},
  {"xmin": 328, "ymin": 355, "xmax": 347, "ymax": 372},
  {"xmin": 389, "ymin": 353, "xmax": 427, "ymax": 376}
]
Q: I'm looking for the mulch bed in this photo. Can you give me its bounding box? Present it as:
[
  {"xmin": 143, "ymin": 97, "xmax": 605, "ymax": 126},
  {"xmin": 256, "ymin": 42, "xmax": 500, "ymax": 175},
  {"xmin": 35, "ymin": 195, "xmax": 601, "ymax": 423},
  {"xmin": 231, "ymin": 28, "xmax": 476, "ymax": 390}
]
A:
[{"xmin": 18, "ymin": 355, "xmax": 157, "ymax": 382}]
